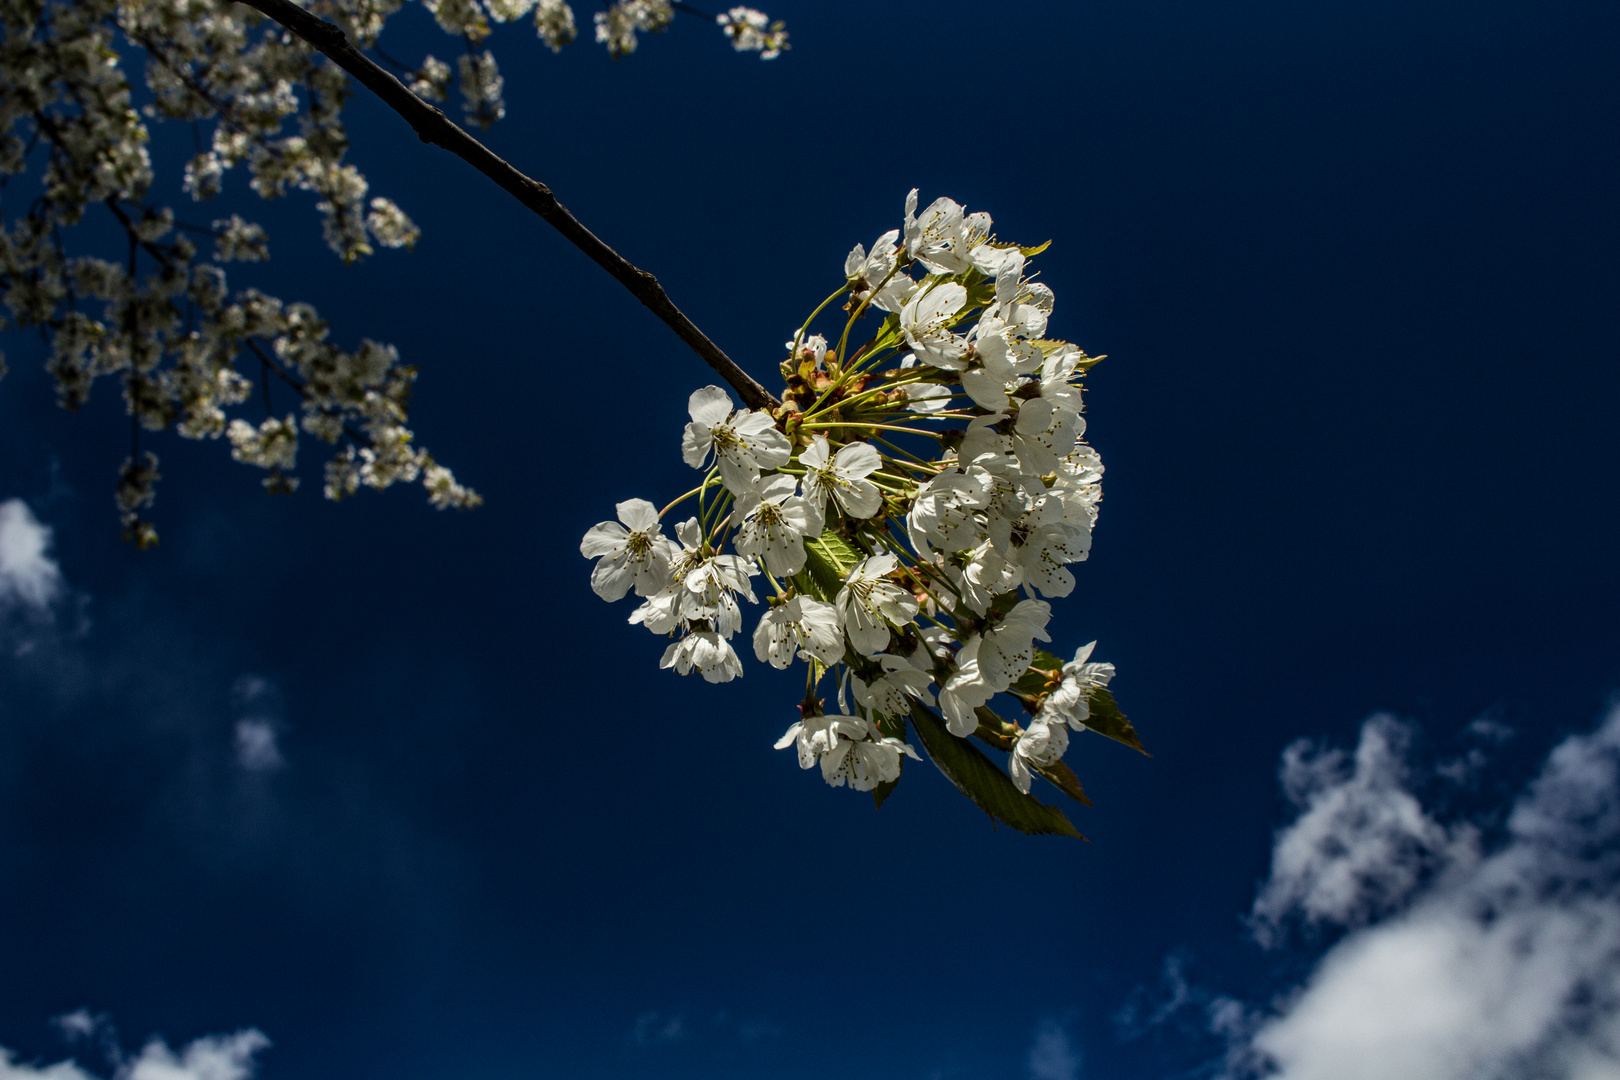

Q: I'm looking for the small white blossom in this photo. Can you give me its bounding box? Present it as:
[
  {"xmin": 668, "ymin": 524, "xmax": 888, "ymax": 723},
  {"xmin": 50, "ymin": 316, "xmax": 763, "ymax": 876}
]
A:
[
  {"xmin": 1008, "ymin": 716, "xmax": 1069, "ymax": 794},
  {"xmin": 227, "ymin": 414, "xmax": 298, "ymax": 470},
  {"xmin": 978, "ymin": 598, "xmax": 1052, "ymax": 691},
  {"xmin": 734, "ymin": 473, "xmax": 822, "ymax": 576},
  {"xmin": 820, "ymin": 719, "xmax": 920, "ymax": 791},
  {"xmin": 1036, "ymin": 641, "xmax": 1116, "ymax": 732},
  {"xmin": 799, "ymin": 434, "xmax": 882, "ymax": 519},
  {"xmin": 900, "ymin": 281, "xmax": 970, "ymax": 371},
  {"xmin": 579, "ymin": 497, "xmax": 677, "ymax": 601},
  {"xmin": 534, "ymin": 0, "xmax": 578, "ymax": 51},
  {"xmin": 775, "ymin": 711, "xmax": 865, "ymax": 770},
  {"xmin": 681, "ymin": 385, "xmax": 792, "ymax": 495},
  {"xmin": 753, "ymin": 595, "xmax": 843, "ymax": 669},
  {"xmin": 835, "ymin": 553, "xmax": 919, "ymax": 656},
  {"xmin": 850, "ymin": 653, "xmax": 936, "ymax": 716},
  {"xmin": 660, "ymin": 630, "xmax": 743, "ymax": 683},
  {"xmin": 937, "ymin": 635, "xmax": 994, "ymax": 736}
]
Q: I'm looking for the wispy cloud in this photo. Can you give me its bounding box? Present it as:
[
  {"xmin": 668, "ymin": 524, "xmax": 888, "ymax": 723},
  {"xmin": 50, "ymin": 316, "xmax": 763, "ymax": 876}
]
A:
[
  {"xmin": 628, "ymin": 1011, "xmax": 687, "ymax": 1047},
  {"xmin": 0, "ymin": 498, "xmax": 62, "ymax": 613},
  {"xmin": 1028, "ymin": 1017, "xmax": 1081, "ymax": 1080},
  {"xmin": 0, "ymin": 1015, "xmax": 268, "ymax": 1080},
  {"xmin": 231, "ymin": 676, "xmax": 286, "ymax": 773},
  {"xmin": 1216, "ymin": 708, "xmax": 1620, "ymax": 1079}
]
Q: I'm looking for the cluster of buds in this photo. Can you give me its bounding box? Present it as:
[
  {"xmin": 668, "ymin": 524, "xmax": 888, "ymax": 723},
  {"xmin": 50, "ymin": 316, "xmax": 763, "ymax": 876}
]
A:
[{"xmin": 582, "ymin": 191, "xmax": 1142, "ymax": 833}]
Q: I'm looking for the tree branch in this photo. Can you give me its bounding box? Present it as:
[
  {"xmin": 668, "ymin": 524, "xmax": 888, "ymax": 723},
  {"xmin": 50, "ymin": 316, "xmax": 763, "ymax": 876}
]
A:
[{"xmin": 228, "ymin": 0, "xmax": 780, "ymax": 411}]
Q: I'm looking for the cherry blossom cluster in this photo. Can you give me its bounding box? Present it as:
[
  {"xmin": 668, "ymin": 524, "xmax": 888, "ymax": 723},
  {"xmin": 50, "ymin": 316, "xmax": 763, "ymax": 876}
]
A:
[
  {"xmin": 583, "ymin": 191, "xmax": 1119, "ymax": 805},
  {"xmin": 0, "ymin": 0, "xmax": 781, "ymax": 544}
]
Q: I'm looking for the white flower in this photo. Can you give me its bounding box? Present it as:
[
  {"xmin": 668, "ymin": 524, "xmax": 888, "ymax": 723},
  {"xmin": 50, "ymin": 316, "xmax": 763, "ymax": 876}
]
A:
[
  {"xmin": 937, "ymin": 635, "xmax": 994, "ymax": 736},
  {"xmin": 775, "ymin": 711, "xmax": 865, "ymax": 769},
  {"xmin": 660, "ymin": 630, "xmax": 743, "ymax": 683},
  {"xmin": 820, "ymin": 724, "xmax": 920, "ymax": 791},
  {"xmin": 534, "ymin": 0, "xmax": 578, "ymax": 51},
  {"xmin": 753, "ymin": 596, "xmax": 843, "ymax": 669},
  {"xmin": 799, "ymin": 435, "xmax": 882, "ymax": 519},
  {"xmin": 1008, "ymin": 716, "xmax": 1069, "ymax": 794},
  {"xmin": 844, "ymin": 229, "xmax": 917, "ymax": 313},
  {"xmin": 901, "ymin": 190, "xmax": 992, "ymax": 276},
  {"xmin": 835, "ymin": 553, "xmax": 919, "ymax": 656},
  {"xmin": 580, "ymin": 497, "xmax": 676, "ymax": 601},
  {"xmin": 900, "ymin": 281, "xmax": 969, "ymax": 371},
  {"xmin": 978, "ymin": 598, "xmax": 1052, "ymax": 691},
  {"xmin": 1037, "ymin": 641, "xmax": 1116, "ymax": 731},
  {"xmin": 734, "ymin": 473, "xmax": 823, "ymax": 576},
  {"xmin": 680, "ymin": 385, "xmax": 792, "ymax": 495},
  {"xmin": 906, "ymin": 466, "xmax": 991, "ymax": 555},
  {"xmin": 717, "ymin": 6, "xmax": 787, "ymax": 58},
  {"xmin": 1011, "ymin": 397, "xmax": 1085, "ymax": 476},
  {"xmin": 851, "ymin": 652, "xmax": 936, "ymax": 715},
  {"xmin": 785, "ymin": 333, "xmax": 828, "ymax": 370},
  {"xmin": 1011, "ymin": 520, "xmax": 1090, "ymax": 598},
  {"xmin": 947, "ymin": 540, "xmax": 1023, "ymax": 616},
  {"xmin": 226, "ymin": 414, "xmax": 298, "ymax": 470}
]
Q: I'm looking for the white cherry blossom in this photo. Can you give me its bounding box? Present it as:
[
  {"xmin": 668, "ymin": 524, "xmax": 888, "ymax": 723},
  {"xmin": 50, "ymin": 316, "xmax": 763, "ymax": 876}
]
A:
[
  {"xmin": 775, "ymin": 711, "xmax": 866, "ymax": 769},
  {"xmin": 734, "ymin": 474, "xmax": 823, "ymax": 576},
  {"xmin": 937, "ymin": 635, "xmax": 995, "ymax": 736},
  {"xmin": 835, "ymin": 554, "xmax": 919, "ymax": 656},
  {"xmin": 753, "ymin": 596, "xmax": 843, "ymax": 669},
  {"xmin": 900, "ymin": 281, "xmax": 970, "ymax": 370},
  {"xmin": 660, "ymin": 630, "xmax": 744, "ymax": 683},
  {"xmin": 680, "ymin": 385, "xmax": 792, "ymax": 495},
  {"xmin": 1008, "ymin": 716, "xmax": 1069, "ymax": 794},
  {"xmin": 978, "ymin": 599, "xmax": 1053, "ymax": 691},
  {"xmin": 851, "ymin": 653, "xmax": 936, "ymax": 716},
  {"xmin": 1037, "ymin": 641, "xmax": 1117, "ymax": 731},
  {"xmin": 799, "ymin": 435, "xmax": 883, "ymax": 519},
  {"xmin": 819, "ymin": 720, "xmax": 920, "ymax": 791},
  {"xmin": 907, "ymin": 467, "xmax": 992, "ymax": 555},
  {"xmin": 579, "ymin": 497, "xmax": 676, "ymax": 601}
]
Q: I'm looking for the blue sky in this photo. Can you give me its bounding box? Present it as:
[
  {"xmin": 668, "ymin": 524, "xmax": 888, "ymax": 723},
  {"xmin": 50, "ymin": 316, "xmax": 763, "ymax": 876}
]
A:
[{"xmin": 1, "ymin": 1, "xmax": 1619, "ymax": 1078}]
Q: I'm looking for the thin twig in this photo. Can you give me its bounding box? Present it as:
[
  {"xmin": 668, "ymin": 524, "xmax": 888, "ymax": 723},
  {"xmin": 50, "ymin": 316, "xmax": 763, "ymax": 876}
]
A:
[{"xmin": 228, "ymin": 0, "xmax": 779, "ymax": 411}]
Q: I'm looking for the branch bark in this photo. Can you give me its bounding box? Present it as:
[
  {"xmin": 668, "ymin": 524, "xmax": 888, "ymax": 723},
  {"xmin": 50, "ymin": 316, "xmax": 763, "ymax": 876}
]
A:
[{"xmin": 229, "ymin": 0, "xmax": 780, "ymax": 411}]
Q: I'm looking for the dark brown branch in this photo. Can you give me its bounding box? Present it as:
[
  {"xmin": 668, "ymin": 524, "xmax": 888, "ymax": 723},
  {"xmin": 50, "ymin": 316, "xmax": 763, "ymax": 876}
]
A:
[{"xmin": 229, "ymin": 0, "xmax": 780, "ymax": 411}]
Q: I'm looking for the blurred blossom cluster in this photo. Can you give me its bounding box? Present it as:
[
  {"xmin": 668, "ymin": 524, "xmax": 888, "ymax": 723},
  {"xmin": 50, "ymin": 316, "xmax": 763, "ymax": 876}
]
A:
[
  {"xmin": 583, "ymin": 192, "xmax": 1139, "ymax": 830},
  {"xmin": 0, "ymin": 0, "xmax": 784, "ymax": 544}
]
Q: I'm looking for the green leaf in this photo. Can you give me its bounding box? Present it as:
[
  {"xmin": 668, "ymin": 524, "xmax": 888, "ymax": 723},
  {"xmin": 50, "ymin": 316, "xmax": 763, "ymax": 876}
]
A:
[
  {"xmin": 1087, "ymin": 687, "xmax": 1149, "ymax": 756},
  {"xmin": 1020, "ymin": 239, "xmax": 1052, "ymax": 257},
  {"xmin": 908, "ymin": 702, "xmax": 1085, "ymax": 839},
  {"xmin": 800, "ymin": 532, "xmax": 862, "ymax": 601},
  {"xmin": 1033, "ymin": 760, "xmax": 1094, "ymax": 806}
]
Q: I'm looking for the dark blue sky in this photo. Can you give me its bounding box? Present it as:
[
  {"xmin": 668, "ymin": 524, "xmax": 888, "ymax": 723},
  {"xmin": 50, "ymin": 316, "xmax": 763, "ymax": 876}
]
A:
[{"xmin": 1, "ymin": 2, "xmax": 1618, "ymax": 1078}]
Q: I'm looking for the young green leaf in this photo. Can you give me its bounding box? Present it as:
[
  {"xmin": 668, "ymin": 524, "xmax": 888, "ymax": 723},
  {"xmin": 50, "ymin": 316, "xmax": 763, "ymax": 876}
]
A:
[
  {"xmin": 1086, "ymin": 687, "xmax": 1149, "ymax": 756},
  {"xmin": 908, "ymin": 703, "xmax": 1085, "ymax": 839}
]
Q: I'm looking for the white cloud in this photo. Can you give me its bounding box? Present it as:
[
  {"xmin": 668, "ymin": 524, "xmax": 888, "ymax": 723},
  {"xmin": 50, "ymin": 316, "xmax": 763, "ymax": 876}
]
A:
[
  {"xmin": 629, "ymin": 1011, "xmax": 686, "ymax": 1047},
  {"xmin": 1249, "ymin": 714, "xmax": 1476, "ymax": 947},
  {"xmin": 0, "ymin": 498, "xmax": 63, "ymax": 613},
  {"xmin": 122, "ymin": 1031, "xmax": 268, "ymax": 1080},
  {"xmin": 230, "ymin": 676, "xmax": 285, "ymax": 773},
  {"xmin": 1028, "ymin": 1018, "xmax": 1081, "ymax": 1080},
  {"xmin": 0, "ymin": 1026, "xmax": 267, "ymax": 1080},
  {"xmin": 1227, "ymin": 708, "xmax": 1620, "ymax": 1080},
  {"xmin": 233, "ymin": 720, "xmax": 284, "ymax": 773}
]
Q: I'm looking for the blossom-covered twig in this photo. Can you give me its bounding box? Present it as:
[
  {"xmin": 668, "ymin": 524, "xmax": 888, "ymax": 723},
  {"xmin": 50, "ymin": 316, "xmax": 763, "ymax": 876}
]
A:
[
  {"xmin": 230, "ymin": 0, "xmax": 779, "ymax": 411},
  {"xmin": 582, "ymin": 191, "xmax": 1146, "ymax": 836}
]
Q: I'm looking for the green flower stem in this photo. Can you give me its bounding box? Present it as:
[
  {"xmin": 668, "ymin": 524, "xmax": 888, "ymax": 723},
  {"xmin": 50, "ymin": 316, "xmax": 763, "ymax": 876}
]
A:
[
  {"xmin": 834, "ymin": 261, "xmax": 904, "ymax": 369},
  {"xmin": 804, "ymin": 421, "xmax": 944, "ymax": 438},
  {"xmin": 658, "ymin": 483, "xmax": 707, "ymax": 519}
]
